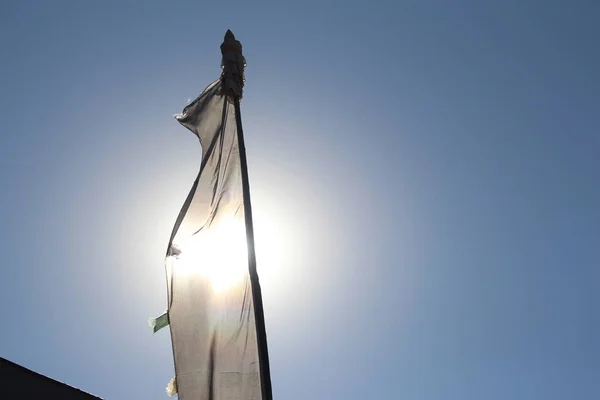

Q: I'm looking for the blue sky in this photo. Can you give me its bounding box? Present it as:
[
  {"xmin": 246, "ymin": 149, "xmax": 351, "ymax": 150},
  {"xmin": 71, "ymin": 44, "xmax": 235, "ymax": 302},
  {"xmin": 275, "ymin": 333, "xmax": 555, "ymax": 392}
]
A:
[{"xmin": 1, "ymin": 1, "xmax": 599, "ymax": 399}]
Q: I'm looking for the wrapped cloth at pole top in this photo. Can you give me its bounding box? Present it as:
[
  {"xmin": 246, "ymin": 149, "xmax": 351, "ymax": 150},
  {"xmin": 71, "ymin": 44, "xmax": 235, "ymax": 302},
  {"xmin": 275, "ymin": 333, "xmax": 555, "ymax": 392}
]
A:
[{"xmin": 220, "ymin": 29, "xmax": 246, "ymax": 101}]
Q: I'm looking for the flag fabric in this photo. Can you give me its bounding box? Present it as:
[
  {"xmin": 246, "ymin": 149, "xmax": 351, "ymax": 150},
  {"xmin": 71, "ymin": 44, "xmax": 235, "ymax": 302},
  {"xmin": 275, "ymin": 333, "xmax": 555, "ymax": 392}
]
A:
[{"xmin": 164, "ymin": 79, "xmax": 262, "ymax": 399}]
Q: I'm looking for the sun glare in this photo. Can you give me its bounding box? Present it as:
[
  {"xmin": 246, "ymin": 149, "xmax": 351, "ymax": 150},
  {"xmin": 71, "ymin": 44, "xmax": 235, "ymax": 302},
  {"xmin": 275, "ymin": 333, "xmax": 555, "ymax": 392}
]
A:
[
  {"xmin": 175, "ymin": 218, "xmax": 249, "ymax": 293},
  {"xmin": 168, "ymin": 201, "xmax": 288, "ymax": 296}
]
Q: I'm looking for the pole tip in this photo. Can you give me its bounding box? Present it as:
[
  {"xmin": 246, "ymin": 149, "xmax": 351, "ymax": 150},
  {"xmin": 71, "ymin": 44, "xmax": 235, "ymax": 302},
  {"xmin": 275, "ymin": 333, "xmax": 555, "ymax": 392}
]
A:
[{"xmin": 225, "ymin": 29, "xmax": 235, "ymax": 40}]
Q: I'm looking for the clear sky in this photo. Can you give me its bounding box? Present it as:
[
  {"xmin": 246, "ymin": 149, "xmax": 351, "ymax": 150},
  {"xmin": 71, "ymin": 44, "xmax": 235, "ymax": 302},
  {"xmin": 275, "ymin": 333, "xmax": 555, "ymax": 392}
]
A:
[{"xmin": 1, "ymin": 1, "xmax": 599, "ymax": 399}]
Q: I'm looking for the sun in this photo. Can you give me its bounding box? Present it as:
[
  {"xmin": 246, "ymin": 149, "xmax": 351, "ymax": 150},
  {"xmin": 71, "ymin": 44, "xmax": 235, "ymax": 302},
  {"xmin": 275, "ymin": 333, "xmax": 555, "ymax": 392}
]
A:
[
  {"xmin": 168, "ymin": 201, "xmax": 287, "ymax": 295},
  {"xmin": 174, "ymin": 217, "xmax": 249, "ymax": 293}
]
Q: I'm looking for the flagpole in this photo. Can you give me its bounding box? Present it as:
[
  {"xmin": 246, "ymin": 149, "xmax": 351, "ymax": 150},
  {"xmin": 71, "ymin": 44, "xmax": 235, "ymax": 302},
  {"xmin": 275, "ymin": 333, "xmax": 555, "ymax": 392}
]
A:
[{"xmin": 221, "ymin": 30, "xmax": 273, "ymax": 400}]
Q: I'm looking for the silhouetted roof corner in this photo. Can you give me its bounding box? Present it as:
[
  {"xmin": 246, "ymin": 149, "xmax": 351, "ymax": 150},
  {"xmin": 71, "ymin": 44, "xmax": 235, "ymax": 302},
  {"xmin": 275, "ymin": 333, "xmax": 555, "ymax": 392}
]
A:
[{"xmin": 0, "ymin": 356, "xmax": 103, "ymax": 399}]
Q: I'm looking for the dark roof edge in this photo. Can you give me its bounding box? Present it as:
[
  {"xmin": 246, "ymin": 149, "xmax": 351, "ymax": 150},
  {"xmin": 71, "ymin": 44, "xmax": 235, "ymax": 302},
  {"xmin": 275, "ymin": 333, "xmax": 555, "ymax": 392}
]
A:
[{"xmin": 0, "ymin": 356, "xmax": 102, "ymax": 399}]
